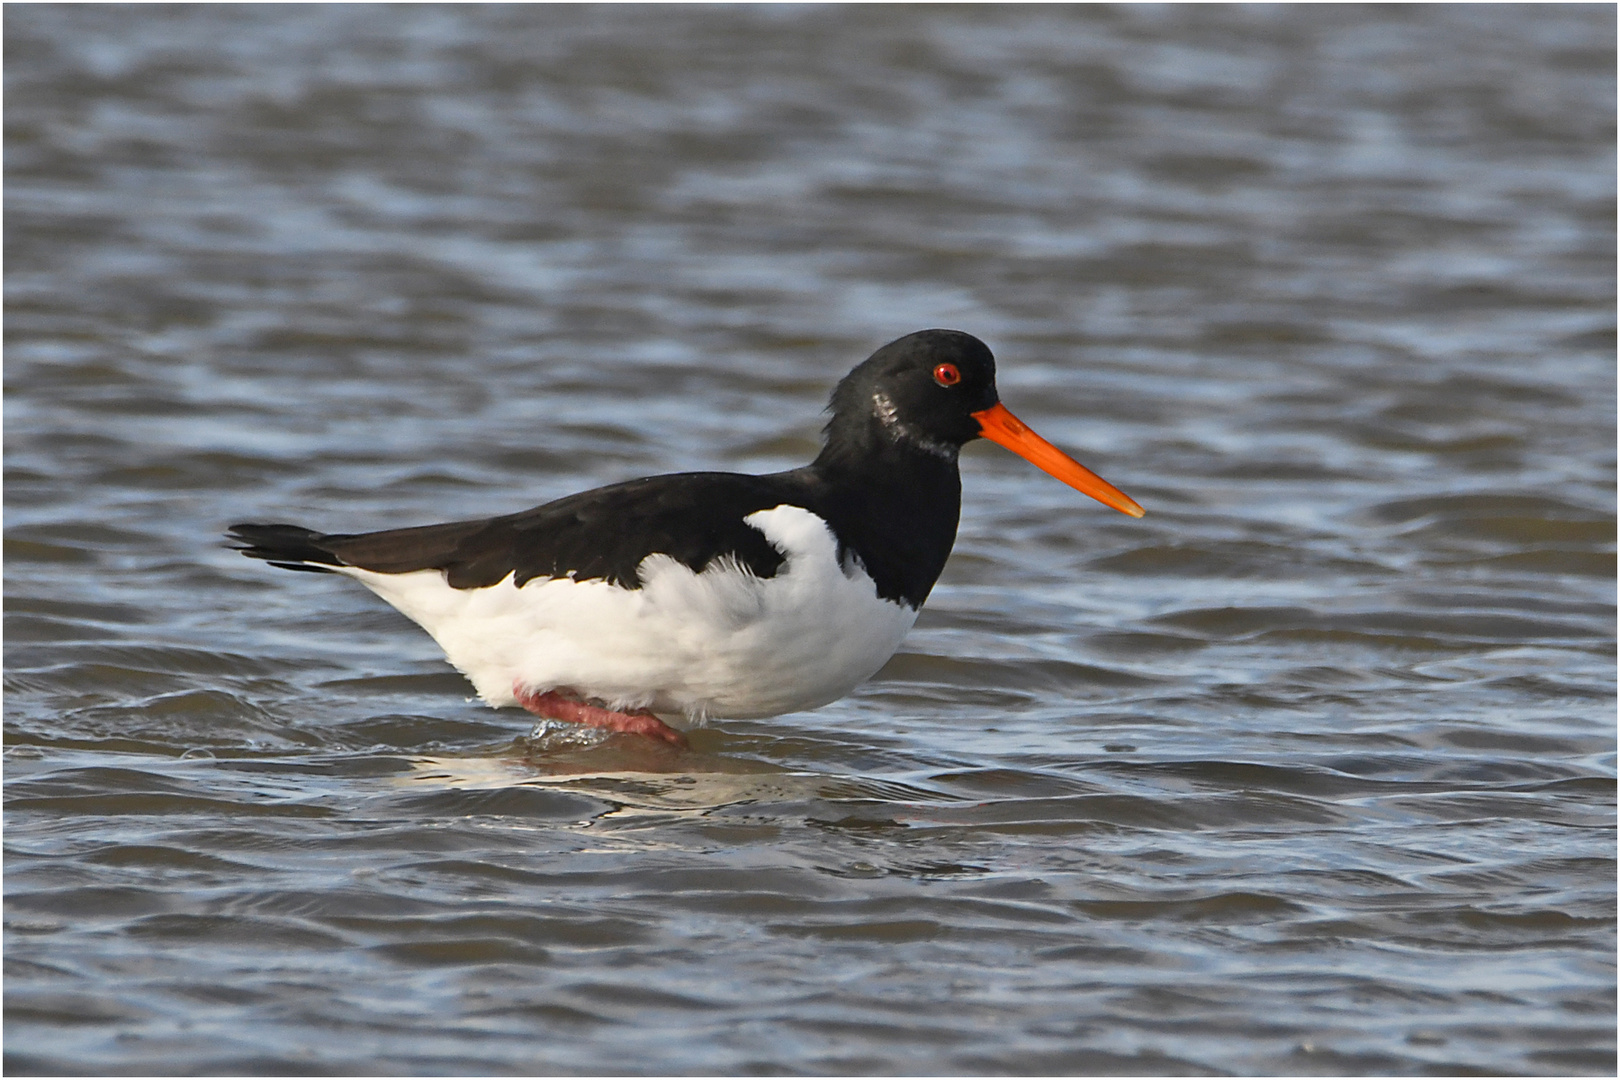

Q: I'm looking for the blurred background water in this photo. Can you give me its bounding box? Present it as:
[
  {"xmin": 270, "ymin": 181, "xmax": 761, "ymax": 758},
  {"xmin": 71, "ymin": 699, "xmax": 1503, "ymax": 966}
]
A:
[{"xmin": 5, "ymin": 4, "xmax": 1614, "ymax": 1075}]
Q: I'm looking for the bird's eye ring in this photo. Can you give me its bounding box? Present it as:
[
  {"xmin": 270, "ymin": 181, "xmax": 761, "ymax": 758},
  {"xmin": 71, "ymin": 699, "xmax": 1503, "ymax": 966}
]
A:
[{"xmin": 933, "ymin": 363, "xmax": 961, "ymax": 387}]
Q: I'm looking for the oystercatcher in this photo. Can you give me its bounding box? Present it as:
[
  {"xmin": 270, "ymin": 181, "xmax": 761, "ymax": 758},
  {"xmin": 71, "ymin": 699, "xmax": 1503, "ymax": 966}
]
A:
[{"xmin": 230, "ymin": 330, "xmax": 1143, "ymax": 746}]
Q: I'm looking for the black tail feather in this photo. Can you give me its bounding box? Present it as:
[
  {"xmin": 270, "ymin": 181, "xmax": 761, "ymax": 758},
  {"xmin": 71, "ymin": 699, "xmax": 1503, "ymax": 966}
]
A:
[{"xmin": 227, "ymin": 523, "xmax": 345, "ymax": 572}]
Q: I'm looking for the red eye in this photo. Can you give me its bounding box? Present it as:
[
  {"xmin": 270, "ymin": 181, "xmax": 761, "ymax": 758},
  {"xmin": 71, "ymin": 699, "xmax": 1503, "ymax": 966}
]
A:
[{"xmin": 933, "ymin": 363, "xmax": 961, "ymax": 387}]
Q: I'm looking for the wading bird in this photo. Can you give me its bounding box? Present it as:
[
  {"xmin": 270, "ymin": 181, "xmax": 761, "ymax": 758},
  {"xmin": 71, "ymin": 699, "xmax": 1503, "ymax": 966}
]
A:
[{"xmin": 230, "ymin": 330, "xmax": 1143, "ymax": 746}]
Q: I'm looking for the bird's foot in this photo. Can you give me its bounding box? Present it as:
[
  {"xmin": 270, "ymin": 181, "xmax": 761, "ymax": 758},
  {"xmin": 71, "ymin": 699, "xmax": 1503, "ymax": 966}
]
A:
[{"xmin": 514, "ymin": 686, "xmax": 689, "ymax": 748}]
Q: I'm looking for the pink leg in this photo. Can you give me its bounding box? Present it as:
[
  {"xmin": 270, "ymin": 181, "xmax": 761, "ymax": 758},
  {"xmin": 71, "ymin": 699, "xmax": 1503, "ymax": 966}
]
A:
[{"xmin": 514, "ymin": 685, "xmax": 688, "ymax": 748}]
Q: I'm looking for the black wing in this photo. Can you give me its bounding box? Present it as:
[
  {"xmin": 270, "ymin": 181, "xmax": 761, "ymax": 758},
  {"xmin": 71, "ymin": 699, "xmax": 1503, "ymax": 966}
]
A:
[{"xmin": 230, "ymin": 471, "xmax": 810, "ymax": 590}]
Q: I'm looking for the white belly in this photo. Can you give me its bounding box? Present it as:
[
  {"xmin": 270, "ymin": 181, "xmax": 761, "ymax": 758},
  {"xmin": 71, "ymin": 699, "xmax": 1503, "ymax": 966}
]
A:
[{"xmin": 338, "ymin": 505, "xmax": 918, "ymax": 723}]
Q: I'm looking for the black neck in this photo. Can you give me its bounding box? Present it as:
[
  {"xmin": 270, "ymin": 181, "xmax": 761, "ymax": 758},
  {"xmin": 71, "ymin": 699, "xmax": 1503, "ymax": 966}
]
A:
[{"xmin": 801, "ymin": 433, "xmax": 963, "ymax": 608}]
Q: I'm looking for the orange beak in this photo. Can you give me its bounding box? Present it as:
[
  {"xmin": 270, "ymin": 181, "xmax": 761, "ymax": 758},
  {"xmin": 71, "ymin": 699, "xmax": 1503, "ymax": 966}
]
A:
[{"xmin": 971, "ymin": 402, "xmax": 1145, "ymax": 518}]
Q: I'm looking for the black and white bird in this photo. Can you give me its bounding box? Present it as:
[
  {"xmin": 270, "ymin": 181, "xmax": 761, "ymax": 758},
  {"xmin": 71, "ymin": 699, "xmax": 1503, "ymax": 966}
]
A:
[{"xmin": 230, "ymin": 330, "xmax": 1143, "ymax": 746}]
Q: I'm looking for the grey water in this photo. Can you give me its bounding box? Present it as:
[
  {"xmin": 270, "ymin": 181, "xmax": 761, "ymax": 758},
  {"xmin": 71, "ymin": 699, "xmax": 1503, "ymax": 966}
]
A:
[{"xmin": 5, "ymin": 5, "xmax": 1614, "ymax": 1075}]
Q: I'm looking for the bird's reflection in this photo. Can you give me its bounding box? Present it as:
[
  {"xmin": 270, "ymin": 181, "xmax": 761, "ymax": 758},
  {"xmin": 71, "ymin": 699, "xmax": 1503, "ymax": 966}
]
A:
[{"xmin": 404, "ymin": 722, "xmax": 955, "ymax": 813}]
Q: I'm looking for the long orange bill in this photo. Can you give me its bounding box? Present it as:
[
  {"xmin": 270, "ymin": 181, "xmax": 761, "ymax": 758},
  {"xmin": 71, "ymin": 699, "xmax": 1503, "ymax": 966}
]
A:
[{"xmin": 971, "ymin": 402, "xmax": 1145, "ymax": 518}]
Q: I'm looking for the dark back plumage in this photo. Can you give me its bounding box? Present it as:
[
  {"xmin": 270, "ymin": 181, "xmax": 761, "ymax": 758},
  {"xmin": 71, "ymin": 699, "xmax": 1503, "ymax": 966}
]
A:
[{"xmin": 231, "ymin": 330, "xmax": 1006, "ymax": 609}]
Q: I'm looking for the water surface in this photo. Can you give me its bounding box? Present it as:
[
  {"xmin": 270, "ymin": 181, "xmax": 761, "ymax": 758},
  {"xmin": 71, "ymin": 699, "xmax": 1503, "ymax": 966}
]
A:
[{"xmin": 6, "ymin": 5, "xmax": 1615, "ymax": 1075}]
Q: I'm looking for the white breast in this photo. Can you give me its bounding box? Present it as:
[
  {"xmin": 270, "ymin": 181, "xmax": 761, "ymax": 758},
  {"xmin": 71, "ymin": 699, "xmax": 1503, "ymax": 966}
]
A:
[{"xmin": 337, "ymin": 505, "xmax": 918, "ymax": 724}]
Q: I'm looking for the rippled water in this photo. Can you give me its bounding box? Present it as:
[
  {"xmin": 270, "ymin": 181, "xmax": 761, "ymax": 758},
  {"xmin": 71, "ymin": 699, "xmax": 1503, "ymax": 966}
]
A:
[{"xmin": 6, "ymin": 5, "xmax": 1615, "ymax": 1075}]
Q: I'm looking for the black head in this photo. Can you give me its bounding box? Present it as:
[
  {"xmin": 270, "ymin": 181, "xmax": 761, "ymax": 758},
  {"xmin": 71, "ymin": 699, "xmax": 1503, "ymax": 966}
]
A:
[
  {"xmin": 817, "ymin": 329, "xmax": 1000, "ymax": 468},
  {"xmin": 813, "ymin": 329, "xmax": 1146, "ymax": 518}
]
